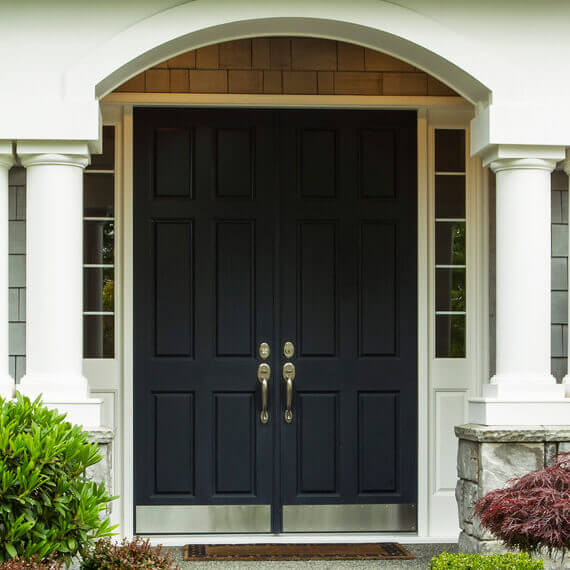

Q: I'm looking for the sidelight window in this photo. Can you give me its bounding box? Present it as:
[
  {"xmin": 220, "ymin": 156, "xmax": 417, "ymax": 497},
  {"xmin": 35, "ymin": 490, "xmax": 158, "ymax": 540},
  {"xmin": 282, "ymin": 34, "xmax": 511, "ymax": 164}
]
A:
[
  {"xmin": 434, "ymin": 129, "xmax": 466, "ymax": 358},
  {"xmin": 83, "ymin": 126, "xmax": 115, "ymax": 358}
]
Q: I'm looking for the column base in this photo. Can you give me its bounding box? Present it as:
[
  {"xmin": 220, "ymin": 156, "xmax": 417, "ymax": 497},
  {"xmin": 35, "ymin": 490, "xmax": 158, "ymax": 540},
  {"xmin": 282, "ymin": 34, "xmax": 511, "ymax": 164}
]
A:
[
  {"xmin": 484, "ymin": 382, "xmax": 566, "ymax": 400},
  {"xmin": 17, "ymin": 374, "xmax": 102, "ymax": 427},
  {"xmin": 469, "ymin": 397, "xmax": 570, "ymax": 425}
]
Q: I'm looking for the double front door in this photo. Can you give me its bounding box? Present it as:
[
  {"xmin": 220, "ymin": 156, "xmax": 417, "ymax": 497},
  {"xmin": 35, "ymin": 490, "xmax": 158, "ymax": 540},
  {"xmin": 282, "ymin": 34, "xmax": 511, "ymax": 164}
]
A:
[{"xmin": 133, "ymin": 108, "xmax": 417, "ymax": 534}]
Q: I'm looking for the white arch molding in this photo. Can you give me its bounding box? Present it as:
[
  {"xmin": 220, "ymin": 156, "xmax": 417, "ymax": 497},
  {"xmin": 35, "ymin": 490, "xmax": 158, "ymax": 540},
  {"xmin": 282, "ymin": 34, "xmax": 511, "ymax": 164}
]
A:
[{"xmin": 65, "ymin": 0, "xmax": 491, "ymax": 105}]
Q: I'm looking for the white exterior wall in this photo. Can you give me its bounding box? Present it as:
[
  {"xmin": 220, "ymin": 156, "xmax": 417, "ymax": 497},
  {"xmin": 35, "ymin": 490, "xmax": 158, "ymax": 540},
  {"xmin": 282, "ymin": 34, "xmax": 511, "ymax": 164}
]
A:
[
  {"xmin": 2, "ymin": 0, "xmax": 570, "ymax": 541},
  {"xmin": 1, "ymin": 0, "xmax": 570, "ymax": 148}
]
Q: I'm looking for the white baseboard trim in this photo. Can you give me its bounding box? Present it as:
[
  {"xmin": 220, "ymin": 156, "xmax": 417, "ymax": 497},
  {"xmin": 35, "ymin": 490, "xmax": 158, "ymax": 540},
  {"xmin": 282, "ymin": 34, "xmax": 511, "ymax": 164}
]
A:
[{"xmin": 144, "ymin": 534, "xmax": 459, "ymax": 546}]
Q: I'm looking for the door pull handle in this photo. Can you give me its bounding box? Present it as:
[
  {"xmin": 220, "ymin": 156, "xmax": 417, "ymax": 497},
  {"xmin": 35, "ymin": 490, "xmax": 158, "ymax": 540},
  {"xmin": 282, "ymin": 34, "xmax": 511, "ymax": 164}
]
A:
[
  {"xmin": 283, "ymin": 362, "xmax": 295, "ymax": 424},
  {"xmin": 257, "ymin": 363, "xmax": 270, "ymax": 424}
]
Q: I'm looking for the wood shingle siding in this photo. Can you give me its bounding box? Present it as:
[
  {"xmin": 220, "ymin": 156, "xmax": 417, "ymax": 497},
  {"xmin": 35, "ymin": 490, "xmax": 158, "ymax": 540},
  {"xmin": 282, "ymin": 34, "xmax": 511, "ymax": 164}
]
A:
[{"xmin": 114, "ymin": 37, "xmax": 458, "ymax": 97}]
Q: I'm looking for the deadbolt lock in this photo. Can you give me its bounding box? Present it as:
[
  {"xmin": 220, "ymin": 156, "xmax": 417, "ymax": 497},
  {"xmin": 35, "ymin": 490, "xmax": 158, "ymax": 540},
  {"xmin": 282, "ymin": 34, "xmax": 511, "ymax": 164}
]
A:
[
  {"xmin": 283, "ymin": 341, "xmax": 295, "ymax": 359},
  {"xmin": 259, "ymin": 342, "xmax": 270, "ymax": 360}
]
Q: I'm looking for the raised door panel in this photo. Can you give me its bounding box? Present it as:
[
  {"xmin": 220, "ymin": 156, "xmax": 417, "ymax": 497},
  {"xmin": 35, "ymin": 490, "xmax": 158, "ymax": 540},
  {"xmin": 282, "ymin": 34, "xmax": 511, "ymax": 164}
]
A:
[
  {"xmin": 359, "ymin": 222, "xmax": 397, "ymax": 357},
  {"xmin": 215, "ymin": 221, "xmax": 255, "ymax": 357},
  {"xmin": 358, "ymin": 392, "xmax": 398, "ymax": 494},
  {"xmin": 154, "ymin": 393, "xmax": 194, "ymax": 495},
  {"xmin": 358, "ymin": 129, "xmax": 396, "ymax": 199},
  {"xmin": 299, "ymin": 222, "xmax": 337, "ymax": 357},
  {"xmin": 214, "ymin": 393, "xmax": 256, "ymax": 495},
  {"xmin": 154, "ymin": 128, "xmax": 193, "ymax": 198},
  {"xmin": 216, "ymin": 128, "xmax": 255, "ymax": 198},
  {"xmin": 154, "ymin": 221, "xmax": 194, "ymax": 357},
  {"xmin": 297, "ymin": 392, "xmax": 339, "ymax": 495}
]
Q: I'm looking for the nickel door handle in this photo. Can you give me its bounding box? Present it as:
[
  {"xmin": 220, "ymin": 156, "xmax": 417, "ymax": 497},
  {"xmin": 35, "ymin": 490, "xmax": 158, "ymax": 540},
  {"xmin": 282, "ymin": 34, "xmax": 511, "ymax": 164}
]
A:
[
  {"xmin": 283, "ymin": 362, "xmax": 295, "ymax": 424},
  {"xmin": 257, "ymin": 363, "xmax": 270, "ymax": 424}
]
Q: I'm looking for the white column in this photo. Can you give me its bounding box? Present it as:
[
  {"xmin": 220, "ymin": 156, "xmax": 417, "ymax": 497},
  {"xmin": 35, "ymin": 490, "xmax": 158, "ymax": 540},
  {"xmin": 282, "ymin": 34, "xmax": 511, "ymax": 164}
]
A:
[
  {"xmin": 470, "ymin": 147, "xmax": 570, "ymax": 425},
  {"xmin": 563, "ymin": 149, "xmax": 570, "ymax": 397},
  {"xmin": 0, "ymin": 143, "xmax": 14, "ymax": 399},
  {"xmin": 17, "ymin": 142, "xmax": 101, "ymax": 426}
]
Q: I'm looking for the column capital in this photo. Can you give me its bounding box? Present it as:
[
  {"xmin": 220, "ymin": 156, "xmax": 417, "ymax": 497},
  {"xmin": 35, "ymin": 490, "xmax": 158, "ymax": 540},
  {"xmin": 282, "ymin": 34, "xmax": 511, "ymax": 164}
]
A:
[
  {"xmin": 20, "ymin": 153, "xmax": 89, "ymax": 170},
  {"xmin": 480, "ymin": 143, "xmax": 565, "ymax": 169},
  {"xmin": 489, "ymin": 157, "xmax": 558, "ymax": 174},
  {"xmin": 17, "ymin": 140, "xmax": 90, "ymax": 169}
]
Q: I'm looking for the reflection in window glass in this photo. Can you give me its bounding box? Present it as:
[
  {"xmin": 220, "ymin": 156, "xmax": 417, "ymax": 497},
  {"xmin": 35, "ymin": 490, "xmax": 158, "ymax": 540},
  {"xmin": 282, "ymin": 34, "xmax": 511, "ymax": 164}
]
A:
[
  {"xmin": 434, "ymin": 129, "xmax": 466, "ymax": 358},
  {"xmin": 84, "ymin": 221, "xmax": 114, "ymax": 264},
  {"xmin": 83, "ymin": 126, "xmax": 115, "ymax": 358},
  {"xmin": 435, "ymin": 268, "xmax": 466, "ymax": 312},
  {"xmin": 84, "ymin": 316, "xmax": 115, "ymax": 358},
  {"xmin": 436, "ymin": 315, "xmax": 466, "ymax": 358},
  {"xmin": 435, "ymin": 222, "xmax": 466, "ymax": 265},
  {"xmin": 84, "ymin": 268, "xmax": 114, "ymax": 312}
]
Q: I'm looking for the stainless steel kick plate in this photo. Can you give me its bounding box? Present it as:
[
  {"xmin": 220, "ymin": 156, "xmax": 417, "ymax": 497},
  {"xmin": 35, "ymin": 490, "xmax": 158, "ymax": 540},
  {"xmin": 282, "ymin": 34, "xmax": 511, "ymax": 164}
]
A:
[
  {"xmin": 136, "ymin": 505, "xmax": 271, "ymax": 533},
  {"xmin": 282, "ymin": 504, "xmax": 417, "ymax": 532}
]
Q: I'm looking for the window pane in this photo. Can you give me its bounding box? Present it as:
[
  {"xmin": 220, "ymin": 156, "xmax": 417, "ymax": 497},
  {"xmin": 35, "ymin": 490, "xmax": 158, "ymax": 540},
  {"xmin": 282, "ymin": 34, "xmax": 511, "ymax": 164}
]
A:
[
  {"xmin": 87, "ymin": 126, "xmax": 115, "ymax": 171},
  {"xmin": 84, "ymin": 221, "xmax": 114, "ymax": 264},
  {"xmin": 435, "ymin": 222, "xmax": 465, "ymax": 265},
  {"xmin": 436, "ymin": 268, "xmax": 466, "ymax": 311},
  {"xmin": 84, "ymin": 173, "xmax": 114, "ymax": 216},
  {"xmin": 84, "ymin": 315, "xmax": 114, "ymax": 358},
  {"xmin": 435, "ymin": 175, "xmax": 465, "ymax": 218},
  {"xmin": 436, "ymin": 314, "xmax": 466, "ymax": 358},
  {"xmin": 84, "ymin": 268, "xmax": 114, "ymax": 312},
  {"xmin": 435, "ymin": 129, "xmax": 465, "ymax": 172}
]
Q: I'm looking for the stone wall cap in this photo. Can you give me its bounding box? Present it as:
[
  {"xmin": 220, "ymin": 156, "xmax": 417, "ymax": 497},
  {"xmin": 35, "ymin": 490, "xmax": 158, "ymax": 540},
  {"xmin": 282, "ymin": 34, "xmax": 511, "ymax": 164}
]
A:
[
  {"xmin": 455, "ymin": 424, "xmax": 570, "ymax": 442},
  {"xmin": 84, "ymin": 426, "xmax": 114, "ymax": 444}
]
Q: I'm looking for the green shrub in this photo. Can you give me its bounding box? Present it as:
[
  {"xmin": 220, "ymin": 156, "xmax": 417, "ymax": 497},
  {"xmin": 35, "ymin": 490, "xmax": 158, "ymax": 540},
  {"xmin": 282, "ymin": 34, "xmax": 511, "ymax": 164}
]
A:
[
  {"xmin": 0, "ymin": 394, "xmax": 116, "ymax": 563},
  {"xmin": 80, "ymin": 537, "xmax": 177, "ymax": 569},
  {"xmin": 429, "ymin": 552, "xmax": 543, "ymax": 569}
]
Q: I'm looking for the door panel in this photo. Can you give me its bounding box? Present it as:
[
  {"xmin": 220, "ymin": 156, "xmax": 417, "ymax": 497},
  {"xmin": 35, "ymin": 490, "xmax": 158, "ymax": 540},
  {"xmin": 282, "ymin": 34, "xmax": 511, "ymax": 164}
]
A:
[
  {"xmin": 279, "ymin": 111, "xmax": 417, "ymax": 529},
  {"xmin": 134, "ymin": 109, "xmax": 277, "ymax": 533},
  {"xmin": 134, "ymin": 108, "xmax": 417, "ymax": 534}
]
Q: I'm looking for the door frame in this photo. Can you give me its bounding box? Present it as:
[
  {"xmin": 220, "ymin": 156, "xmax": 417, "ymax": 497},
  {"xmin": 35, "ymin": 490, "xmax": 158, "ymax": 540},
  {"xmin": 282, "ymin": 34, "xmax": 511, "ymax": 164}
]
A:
[{"xmin": 96, "ymin": 94, "xmax": 487, "ymax": 543}]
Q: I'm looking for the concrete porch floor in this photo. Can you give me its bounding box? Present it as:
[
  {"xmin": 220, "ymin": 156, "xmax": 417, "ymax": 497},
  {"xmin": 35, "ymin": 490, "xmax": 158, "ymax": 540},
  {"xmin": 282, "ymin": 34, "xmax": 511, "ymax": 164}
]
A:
[{"xmin": 167, "ymin": 543, "xmax": 458, "ymax": 569}]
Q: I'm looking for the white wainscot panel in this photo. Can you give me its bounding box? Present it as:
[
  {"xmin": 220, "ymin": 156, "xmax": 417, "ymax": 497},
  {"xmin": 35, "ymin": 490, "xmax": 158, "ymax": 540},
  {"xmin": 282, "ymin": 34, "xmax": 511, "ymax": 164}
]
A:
[
  {"xmin": 430, "ymin": 389, "xmax": 466, "ymax": 537},
  {"xmin": 436, "ymin": 390, "xmax": 466, "ymax": 492}
]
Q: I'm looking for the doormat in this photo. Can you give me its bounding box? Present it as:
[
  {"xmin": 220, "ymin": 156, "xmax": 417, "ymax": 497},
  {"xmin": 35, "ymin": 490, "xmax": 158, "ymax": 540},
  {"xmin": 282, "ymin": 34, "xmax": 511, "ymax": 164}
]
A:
[{"xmin": 184, "ymin": 543, "xmax": 414, "ymax": 561}]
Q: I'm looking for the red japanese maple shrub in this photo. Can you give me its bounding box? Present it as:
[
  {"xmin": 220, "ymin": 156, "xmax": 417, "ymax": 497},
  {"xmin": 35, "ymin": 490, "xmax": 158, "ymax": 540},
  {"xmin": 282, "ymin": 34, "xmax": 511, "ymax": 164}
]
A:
[{"xmin": 474, "ymin": 452, "xmax": 570, "ymax": 562}]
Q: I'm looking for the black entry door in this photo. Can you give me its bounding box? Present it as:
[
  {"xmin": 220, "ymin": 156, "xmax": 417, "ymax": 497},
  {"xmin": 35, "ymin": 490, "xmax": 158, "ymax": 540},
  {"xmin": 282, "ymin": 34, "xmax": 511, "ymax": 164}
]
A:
[{"xmin": 134, "ymin": 108, "xmax": 417, "ymax": 534}]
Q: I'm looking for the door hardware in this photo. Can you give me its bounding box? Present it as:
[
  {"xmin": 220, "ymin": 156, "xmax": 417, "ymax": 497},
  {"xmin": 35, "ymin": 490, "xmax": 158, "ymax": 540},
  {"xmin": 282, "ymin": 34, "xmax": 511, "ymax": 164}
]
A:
[
  {"xmin": 282, "ymin": 362, "xmax": 295, "ymax": 423},
  {"xmin": 283, "ymin": 341, "xmax": 295, "ymax": 359},
  {"xmin": 257, "ymin": 363, "xmax": 271, "ymax": 424},
  {"xmin": 259, "ymin": 342, "xmax": 271, "ymax": 360}
]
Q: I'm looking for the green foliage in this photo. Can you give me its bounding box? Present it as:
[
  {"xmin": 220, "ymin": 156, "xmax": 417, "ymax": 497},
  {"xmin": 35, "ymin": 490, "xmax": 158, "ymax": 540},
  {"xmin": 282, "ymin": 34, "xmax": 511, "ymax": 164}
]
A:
[
  {"xmin": 0, "ymin": 394, "xmax": 116, "ymax": 564},
  {"xmin": 80, "ymin": 537, "xmax": 177, "ymax": 569},
  {"xmin": 429, "ymin": 551, "xmax": 543, "ymax": 569}
]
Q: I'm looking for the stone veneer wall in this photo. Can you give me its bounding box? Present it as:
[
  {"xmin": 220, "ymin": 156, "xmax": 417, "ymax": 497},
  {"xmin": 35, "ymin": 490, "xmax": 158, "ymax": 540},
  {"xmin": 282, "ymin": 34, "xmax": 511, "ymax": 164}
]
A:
[
  {"xmin": 115, "ymin": 37, "xmax": 458, "ymax": 96},
  {"xmin": 455, "ymin": 424, "xmax": 570, "ymax": 555},
  {"xmin": 85, "ymin": 428, "xmax": 114, "ymax": 500}
]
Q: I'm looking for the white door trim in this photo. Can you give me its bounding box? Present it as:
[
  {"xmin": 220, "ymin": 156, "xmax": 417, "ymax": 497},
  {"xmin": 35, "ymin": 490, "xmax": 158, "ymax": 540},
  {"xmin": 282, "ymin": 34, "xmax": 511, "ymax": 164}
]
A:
[{"xmin": 105, "ymin": 95, "xmax": 485, "ymax": 541}]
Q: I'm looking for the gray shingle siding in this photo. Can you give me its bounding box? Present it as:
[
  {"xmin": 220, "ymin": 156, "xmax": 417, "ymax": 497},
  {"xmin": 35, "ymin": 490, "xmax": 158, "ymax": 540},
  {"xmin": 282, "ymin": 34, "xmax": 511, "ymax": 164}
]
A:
[
  {"xmin": 551, "ymin": 169, "xmax": 568, "ymax": 381},
  {"xmin": 8, "ymin": 167, "xmax": 26, "ymax": 381}
]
